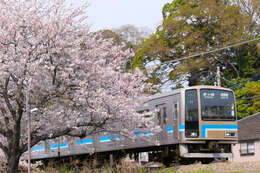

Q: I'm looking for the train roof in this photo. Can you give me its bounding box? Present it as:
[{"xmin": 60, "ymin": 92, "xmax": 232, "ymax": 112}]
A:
[
  {"xmin": 148, "ymin": 88, "xmax": 182, "ymax": 101},
  {"xmin": 147, "ymin": 85, "xmax": 233, "ymax": 101}
]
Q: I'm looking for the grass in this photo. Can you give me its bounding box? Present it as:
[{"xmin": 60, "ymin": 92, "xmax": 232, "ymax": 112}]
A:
[
  {"xmin": 25, "ymin": 159, "xmax": 248, "ymax": 173},
  {"xmin": 29, "ymin": 165, "xmax": 222, "ymax": 173},
  {"xmin": 178, "ymin": 170, "xmax": 216, "ymax": 173},
  {"xmin": 29, "ymin": 166, "xmax": 248, "ymax": 173}
]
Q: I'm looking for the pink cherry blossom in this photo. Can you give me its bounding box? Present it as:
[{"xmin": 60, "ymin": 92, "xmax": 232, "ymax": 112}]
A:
[{"xmin": 0, "ymin": 0, "xmax": 157, "ymax": 172}]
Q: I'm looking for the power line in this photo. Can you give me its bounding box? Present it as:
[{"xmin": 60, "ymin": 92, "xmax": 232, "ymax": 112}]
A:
[{"xmin": 168, "ymin": 37, "xmax": 260, "ymax": 63}]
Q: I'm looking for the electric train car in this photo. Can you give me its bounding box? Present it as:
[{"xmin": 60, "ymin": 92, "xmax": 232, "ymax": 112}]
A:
[{"xmin": 28, "ymin": 85, "xmax": 237, "ymax": 163}]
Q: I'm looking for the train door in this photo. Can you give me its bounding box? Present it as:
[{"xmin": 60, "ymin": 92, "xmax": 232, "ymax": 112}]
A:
[
  {"xmin": 185, "ymin": 89, "xmax": 199, "ymax": 138},
  {"xmin": 156, "ymin": 104, "xmax": 168, "ymax": 141},
  {"xmin": 173, "ymin": 102, "xmax": 179, "ymax": 140}
]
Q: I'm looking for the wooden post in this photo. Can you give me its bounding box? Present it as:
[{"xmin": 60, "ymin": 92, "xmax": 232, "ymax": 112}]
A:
[
  {"xmin": 109, "ymin": 153, "xmax": 113, "ymax": 167},
  {"xmin": 93, "ymin": 154, "xmax": 98, "ymax": 167},
  {"xmin": 162, "ymin": 146, "xmax": 170, "ymax": 166},
  {"xmin": 162, "ymin": 146, "xmax": 169, "ymax": 158}
]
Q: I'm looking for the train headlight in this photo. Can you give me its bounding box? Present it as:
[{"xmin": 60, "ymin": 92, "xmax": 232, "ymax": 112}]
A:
[
  {"xmin": 185, "ymin": 131, "xmax": 199, "ymax": 138},
  {"xmin": 188, "ymin": 131, "xmax": 198, "ymax": 138},
  {"xmin": 225, "ymin": 131, "xmax": 236, "ymax": 137},
  {"xmin": 190, "ymin": 132, "xmax": 198, "ymax": 137}
]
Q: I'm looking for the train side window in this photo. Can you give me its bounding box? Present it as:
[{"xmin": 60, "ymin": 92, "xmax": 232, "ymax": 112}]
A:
[
  {"xmin": 173, "ymin": 103, "xmax": 178, "ymax": 120},
  {"xmin": 137, "ymin": 109, "xmax": 151, "ymax": 118},
  {"xmin": 156, "ymin": 105, "xmax": 167, "ymax": 125}
]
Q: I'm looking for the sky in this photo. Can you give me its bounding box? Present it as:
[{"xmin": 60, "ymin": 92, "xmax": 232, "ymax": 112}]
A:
[{"xmin": 83, "ymin": 0, "xmax": 172, "ymax": 32}]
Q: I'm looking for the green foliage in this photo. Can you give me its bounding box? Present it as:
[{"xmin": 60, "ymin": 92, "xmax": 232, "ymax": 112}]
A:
[
  {"xmin": 159, "ymin": 168, "xmax": 177, "ymax": 173},
  {"xmin": 134, "ymin": 0, "xmax": 259, "ymax": 87},
  {"xmin": 222, "ymin": 42, "xmax": 260, "ymax": 81},
  {"xmin": 80, "ymin": 42, "xmax": 85, "ymax": 48},
  {"xmin": 58, "ymin": 166, "xmax": 74, "ymax": 173},
  {"xmin": 229, "ymin": 79, "xmax": 260, "ymax": 118}
]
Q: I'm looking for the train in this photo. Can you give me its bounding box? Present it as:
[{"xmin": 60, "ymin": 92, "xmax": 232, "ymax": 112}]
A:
[{"xmin": 27, "ymin": 85, "xmax": 238, "ymax": 165}]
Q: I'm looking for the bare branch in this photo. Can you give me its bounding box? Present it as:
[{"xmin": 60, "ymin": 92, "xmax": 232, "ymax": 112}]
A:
[
  {"xmin": 0, "ymin": 142, "xmax": 8, "ymax": 154},
  {"xmin": 3, "ymin": 76, "xmax": 16, "ymax": 119}
]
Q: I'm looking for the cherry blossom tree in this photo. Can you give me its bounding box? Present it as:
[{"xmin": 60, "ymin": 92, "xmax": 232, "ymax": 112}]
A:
[{"xmin": 0, "ymin": 0, "xmax": 157, "ymax": 172}]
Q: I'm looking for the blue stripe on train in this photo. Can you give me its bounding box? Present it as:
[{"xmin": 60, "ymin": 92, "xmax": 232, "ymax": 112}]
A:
[
  {"xmin": 115, "ymin": 134, "xmax": 120, "ymax": 140},
  {"xmin": 100, "ymin": 136, "xmax": 113, "ymax": 142},
  {"xmin": 76, "ymin": 139, "xmax": 93, "ymax": 144},
  {"xmin": 134, "ymin": 131, "xmax": 152, "ymax": 136},
  {"xmin": 167, "ymin": 126, "xmax": 174, "ymax": 133},
  {"xmin": 134, "ymin": 131, "xmax": 142, "ymax": 135},
  {"xmin": 99, "ymin": 134, "xmax": 121, "ymax": 142},
  {"xmin": 96, "ymin": 126, "xmax": 175, "ymax": 143},
  {"xmin": 179, "ymin": 125, "xmax": 185, "ymax": 131},
  {"xmin": 143, "ymin": 130, "xmax": 152, "ymax": 136},
  {"xmin": 201, "ymin": 124, "xmax": 238, "ymax": 138},
  {"xmin": 50, "ymin": 143, "xmax": 68, "ymax": 149},
  {"xmin": 32, "ymin": 146, "xmax": 44, "ymax": 152},
  {"xmin": 134, "ymin": 127, "xmax": 173, "ymax": 135}
]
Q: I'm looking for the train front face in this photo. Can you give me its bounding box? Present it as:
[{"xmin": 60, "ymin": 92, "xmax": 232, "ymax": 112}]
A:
[{"xmin": 180, "ymin": 86, "xmax": 237, "ymax": 158}]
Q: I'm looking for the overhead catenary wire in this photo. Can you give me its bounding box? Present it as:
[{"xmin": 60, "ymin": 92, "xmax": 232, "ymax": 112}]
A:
[{"xmin": 168, "ymin": 37, "xmax": 260, "ymax": 64}]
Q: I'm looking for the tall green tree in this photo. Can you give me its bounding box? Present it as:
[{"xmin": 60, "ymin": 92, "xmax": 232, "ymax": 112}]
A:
[
  {"xmin": 134, "ymin": 0, "xmax": 259, "ymax": 87},
  {"xmin": 235, "ymin": 0, "xmax": 260, "ymax": 26},
  {"xmin": 230, "ymin": 79, "xmax": 260, "ymax": 118}
]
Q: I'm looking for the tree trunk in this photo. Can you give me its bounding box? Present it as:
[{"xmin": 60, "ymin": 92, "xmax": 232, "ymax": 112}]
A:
[
  {"xmin": 6, "ymin": 153, "xmax": 20, "ymax": 173},
  {"xmin": 6, "ymin": 120, "xmax": 22, "ymax": 173}
]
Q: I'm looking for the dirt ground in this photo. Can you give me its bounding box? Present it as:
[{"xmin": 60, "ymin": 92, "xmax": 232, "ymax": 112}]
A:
[{"xmin": 170, "ymin": 161, "xmax": 260, "ymax": 173}]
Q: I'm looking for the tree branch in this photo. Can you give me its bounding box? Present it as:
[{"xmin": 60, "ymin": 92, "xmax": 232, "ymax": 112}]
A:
[
  {"xmin": 0, "ymin": 142, "xmax": 8, "ymax": 154},
  {"xmin": 3, "ymin": 76, "xmax": 16, "ymax": 119}
]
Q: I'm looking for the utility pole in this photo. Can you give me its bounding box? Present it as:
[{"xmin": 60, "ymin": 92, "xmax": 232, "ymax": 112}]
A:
[
  {"xmin": 25, "ymin": 80, "xmax": 31, "ymax": 173},
  {"xmin": 216, "ymin": 66, "xmax": 221, "ymax": 87}
]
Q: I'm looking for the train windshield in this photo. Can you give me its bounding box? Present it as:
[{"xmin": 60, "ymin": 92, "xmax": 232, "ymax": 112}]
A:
[{"xmin": 200, "ymin": 89, "xmax": 236, "ymax": 121}]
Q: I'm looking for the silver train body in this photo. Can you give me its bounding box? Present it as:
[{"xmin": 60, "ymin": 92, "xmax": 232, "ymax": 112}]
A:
[{"xmin": 28, "ymin": 85, "xmax": 238, "ymax": 162}]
